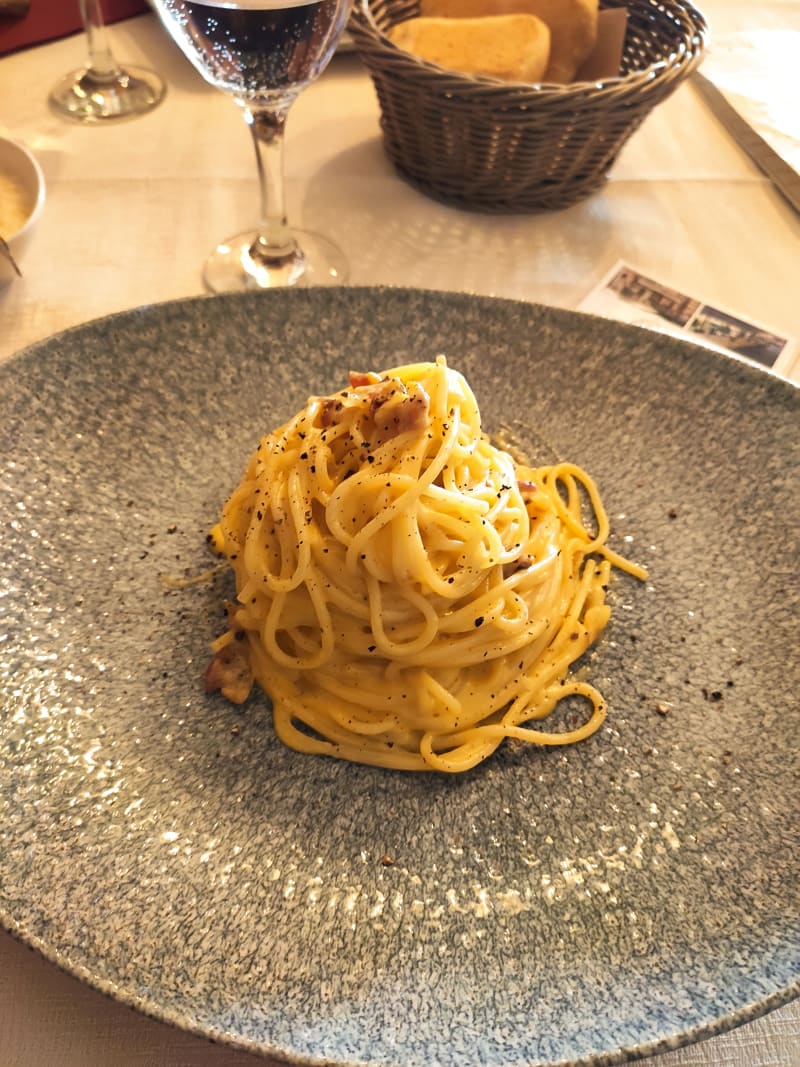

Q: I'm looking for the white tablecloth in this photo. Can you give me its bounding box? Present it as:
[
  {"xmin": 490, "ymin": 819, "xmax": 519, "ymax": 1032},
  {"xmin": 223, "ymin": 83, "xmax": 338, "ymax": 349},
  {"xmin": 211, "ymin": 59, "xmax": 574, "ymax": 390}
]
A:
[{"xmin": 0, "ymin": 2, "xmax": 798, "ymax": 1064}]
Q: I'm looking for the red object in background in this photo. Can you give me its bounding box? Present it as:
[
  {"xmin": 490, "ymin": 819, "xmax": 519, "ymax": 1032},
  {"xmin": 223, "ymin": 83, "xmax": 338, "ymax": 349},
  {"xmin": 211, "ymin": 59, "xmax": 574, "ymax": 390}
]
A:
[{"xmin": 0, "ymin": 0, "xmax": 149, "ymax": 56}]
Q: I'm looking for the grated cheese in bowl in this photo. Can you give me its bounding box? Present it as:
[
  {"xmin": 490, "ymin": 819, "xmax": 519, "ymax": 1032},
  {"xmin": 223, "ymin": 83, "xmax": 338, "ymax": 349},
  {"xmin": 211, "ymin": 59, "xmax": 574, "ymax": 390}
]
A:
[{"xmin": 0, "ymin": 171, "xmax": 35, "ymax": 238}]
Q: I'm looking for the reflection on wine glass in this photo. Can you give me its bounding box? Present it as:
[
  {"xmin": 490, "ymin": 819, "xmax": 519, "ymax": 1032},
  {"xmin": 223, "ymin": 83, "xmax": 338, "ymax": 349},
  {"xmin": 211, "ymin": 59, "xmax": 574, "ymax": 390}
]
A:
[
  {"xmin": 151, "ymin": 0, "xmax": 351, "ymax": 290},
  {"xmin": 49, "ymin": 0, "xmax": 166, "ymax": 123}
]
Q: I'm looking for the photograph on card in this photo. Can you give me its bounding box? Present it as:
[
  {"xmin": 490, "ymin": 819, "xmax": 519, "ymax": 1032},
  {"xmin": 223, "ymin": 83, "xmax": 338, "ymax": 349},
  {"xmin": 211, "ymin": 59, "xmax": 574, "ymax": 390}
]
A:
[
  {"xmin": 605, "ymin": 265, "xmax": 701, "ymax": 326},
  {"xmin": 688, "ymin": 305, "xmax": 790, "ymax": 367}
]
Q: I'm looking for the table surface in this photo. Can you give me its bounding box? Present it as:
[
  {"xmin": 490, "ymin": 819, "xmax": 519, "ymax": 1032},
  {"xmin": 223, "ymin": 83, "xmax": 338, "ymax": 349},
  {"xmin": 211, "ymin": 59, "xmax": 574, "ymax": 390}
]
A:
[{"xmin": 0, "ymin": 2, "xmax": 798, "ymax": 1065}]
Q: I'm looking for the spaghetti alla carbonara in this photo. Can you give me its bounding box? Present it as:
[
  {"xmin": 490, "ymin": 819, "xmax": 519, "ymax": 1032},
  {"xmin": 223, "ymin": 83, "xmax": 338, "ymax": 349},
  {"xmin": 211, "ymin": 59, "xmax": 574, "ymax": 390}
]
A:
[{"xmin": 205, "ymin": 357, "xmax": 645, "ymax": 772}]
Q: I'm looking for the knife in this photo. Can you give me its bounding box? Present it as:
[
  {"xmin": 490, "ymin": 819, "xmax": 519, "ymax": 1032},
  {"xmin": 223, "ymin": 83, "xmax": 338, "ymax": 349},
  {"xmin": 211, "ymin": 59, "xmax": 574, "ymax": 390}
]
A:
[{"xmin": 693, "ymin": 70, "xmax": 800, "ymax": 217}]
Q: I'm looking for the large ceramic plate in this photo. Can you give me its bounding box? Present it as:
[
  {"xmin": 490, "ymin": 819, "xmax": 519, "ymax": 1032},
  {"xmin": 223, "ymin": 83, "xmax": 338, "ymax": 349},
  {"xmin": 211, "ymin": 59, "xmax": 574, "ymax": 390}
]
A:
[{"xmin": 1, "ymin": 288, "xmax": 797, "ymax": 1066}]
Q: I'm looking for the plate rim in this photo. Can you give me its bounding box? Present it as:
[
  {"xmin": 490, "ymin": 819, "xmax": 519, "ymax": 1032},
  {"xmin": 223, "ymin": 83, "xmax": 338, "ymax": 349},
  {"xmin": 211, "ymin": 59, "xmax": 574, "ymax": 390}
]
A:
[{"xmin": 2, "ymin": 286, "xmax": 799, "ymax": 392}]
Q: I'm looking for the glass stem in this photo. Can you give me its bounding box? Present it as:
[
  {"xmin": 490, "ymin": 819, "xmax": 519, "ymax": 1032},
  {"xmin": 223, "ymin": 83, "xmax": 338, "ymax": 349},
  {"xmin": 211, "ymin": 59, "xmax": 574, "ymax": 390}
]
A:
[
  {"xmin": 246, "ymin": 103, "xmax": 299, "ymax": 262},
  {"xmin": 81, "ymin": 0, "xmax": 121, "ymax": 81}
]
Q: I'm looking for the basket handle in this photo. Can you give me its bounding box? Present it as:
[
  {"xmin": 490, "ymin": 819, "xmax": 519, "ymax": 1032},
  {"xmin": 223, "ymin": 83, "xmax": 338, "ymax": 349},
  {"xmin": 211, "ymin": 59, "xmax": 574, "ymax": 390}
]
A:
[
  {"xmin": 351, "ymin": 0, "xmax": 375, "ymax": 29},
  {"xmin": 352, "ymin": 0, "xmax": 419, "ymax": 33}
]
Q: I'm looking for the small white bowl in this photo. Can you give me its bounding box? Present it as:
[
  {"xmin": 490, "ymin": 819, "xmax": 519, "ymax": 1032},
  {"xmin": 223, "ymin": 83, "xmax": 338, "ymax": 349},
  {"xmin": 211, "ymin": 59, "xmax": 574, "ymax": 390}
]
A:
[{"xmin": 0, "ymin": 136, "xmax": 46, "ymax": 286}]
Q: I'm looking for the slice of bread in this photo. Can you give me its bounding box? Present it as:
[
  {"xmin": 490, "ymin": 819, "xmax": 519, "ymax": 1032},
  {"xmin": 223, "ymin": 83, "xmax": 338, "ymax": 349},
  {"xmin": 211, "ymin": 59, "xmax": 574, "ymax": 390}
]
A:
[
  {"xmin": 418, "ymin": 0, "xmax": 599, "ymax": 83},
  {"xmin": 388, "ymin": 13, "xmax": 551, "ymax": 83}
]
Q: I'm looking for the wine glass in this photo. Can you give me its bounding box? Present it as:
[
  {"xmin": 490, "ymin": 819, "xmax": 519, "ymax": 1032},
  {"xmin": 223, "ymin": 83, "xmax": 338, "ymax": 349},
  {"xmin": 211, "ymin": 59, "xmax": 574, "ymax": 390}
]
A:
[
  {"xmin": 151, "ymin": 0, "xmax": 351, "ymax": 290},
  {"xmin": 49, "ymin": 0, "xmax": 166, "ymax": 122}
]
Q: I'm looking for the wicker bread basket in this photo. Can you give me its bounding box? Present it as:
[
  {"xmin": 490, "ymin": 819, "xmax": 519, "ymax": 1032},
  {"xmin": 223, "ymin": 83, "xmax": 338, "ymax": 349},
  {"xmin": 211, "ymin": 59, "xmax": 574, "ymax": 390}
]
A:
[{"xmin": 349, "ymin": 0, "xmax": 708, "ymax": 212}]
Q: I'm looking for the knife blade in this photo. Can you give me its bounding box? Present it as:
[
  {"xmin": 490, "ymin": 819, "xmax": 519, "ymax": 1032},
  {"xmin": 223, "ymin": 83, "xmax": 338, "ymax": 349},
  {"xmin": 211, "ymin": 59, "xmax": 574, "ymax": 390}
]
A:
[{"xmin": 693, "ymin": 70, "xmax": 800, "ymax": 217}]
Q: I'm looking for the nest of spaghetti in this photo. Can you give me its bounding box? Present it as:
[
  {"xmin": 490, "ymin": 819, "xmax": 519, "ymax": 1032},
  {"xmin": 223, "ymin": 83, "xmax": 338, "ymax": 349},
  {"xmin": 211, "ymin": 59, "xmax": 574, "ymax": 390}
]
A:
[{"xmin": 206, "ymin": 358, "xmax": 645, "ymax": 772}]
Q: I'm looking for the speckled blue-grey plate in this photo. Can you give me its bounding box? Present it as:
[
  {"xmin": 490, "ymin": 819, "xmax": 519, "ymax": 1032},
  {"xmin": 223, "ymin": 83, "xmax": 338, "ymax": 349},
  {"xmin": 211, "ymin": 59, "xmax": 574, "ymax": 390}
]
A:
[{"xmin": 1, "ymin": 288, "xmax": 798, "ymax": 1067}]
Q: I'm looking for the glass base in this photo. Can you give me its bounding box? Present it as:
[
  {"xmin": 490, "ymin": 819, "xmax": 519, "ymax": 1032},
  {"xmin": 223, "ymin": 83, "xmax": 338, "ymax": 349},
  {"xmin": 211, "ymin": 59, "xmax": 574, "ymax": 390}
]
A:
[
  {"xmin": 203, "ymin": 229, "xmax": 348, "ymax": 292},
  {"xmin": 49, "ymin": 65, "xmax": 165, "ymax": 122}
]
